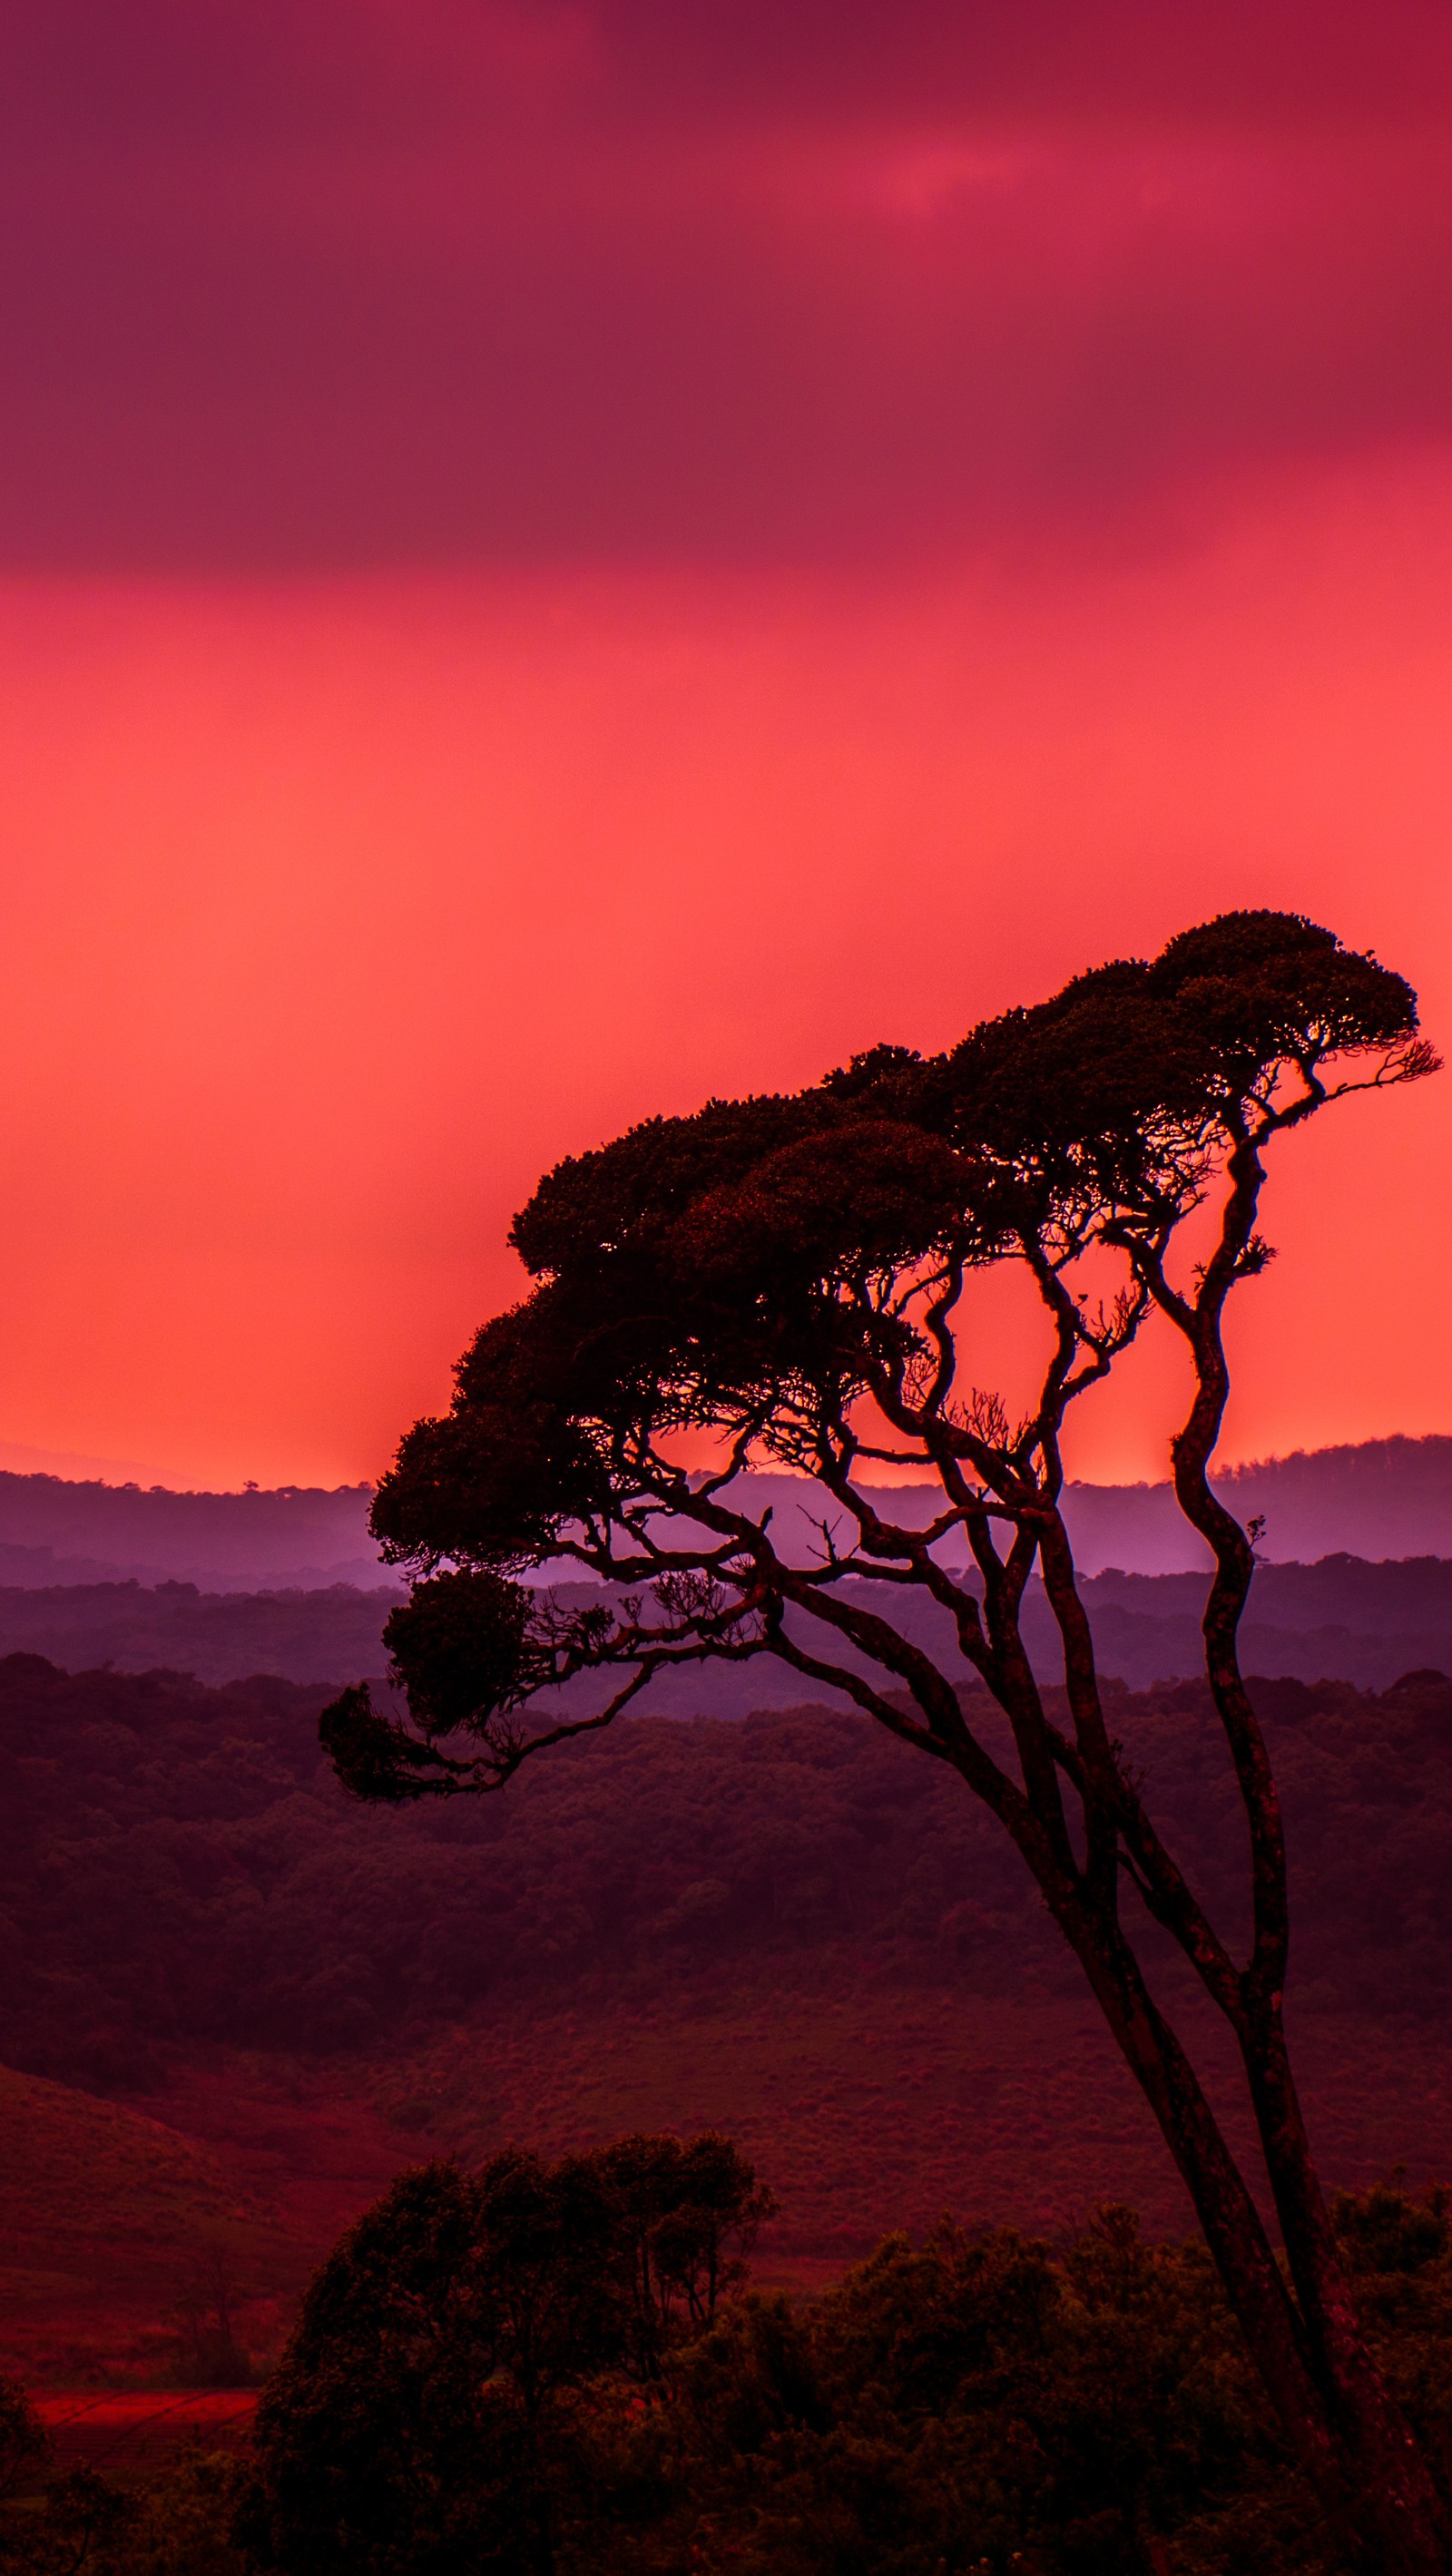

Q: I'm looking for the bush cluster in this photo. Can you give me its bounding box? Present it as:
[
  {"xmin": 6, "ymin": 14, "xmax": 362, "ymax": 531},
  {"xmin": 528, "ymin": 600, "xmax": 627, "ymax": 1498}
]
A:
[{"xmin": 6, "ymin": 2168, "xmax": 1451, "ymax": 2575}]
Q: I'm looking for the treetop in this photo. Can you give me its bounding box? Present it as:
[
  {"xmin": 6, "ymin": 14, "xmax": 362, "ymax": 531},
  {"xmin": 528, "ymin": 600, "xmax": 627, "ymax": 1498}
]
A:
[{"xmin": 337, "ymin": 906, "xmax": 1433, "ymax": 1803}]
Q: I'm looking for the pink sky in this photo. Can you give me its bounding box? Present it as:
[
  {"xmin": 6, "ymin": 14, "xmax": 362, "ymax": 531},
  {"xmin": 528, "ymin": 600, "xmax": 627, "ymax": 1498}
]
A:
[{"xmin": 2, "ymin": 4, "xmax": 1450, "ymax": 1490}]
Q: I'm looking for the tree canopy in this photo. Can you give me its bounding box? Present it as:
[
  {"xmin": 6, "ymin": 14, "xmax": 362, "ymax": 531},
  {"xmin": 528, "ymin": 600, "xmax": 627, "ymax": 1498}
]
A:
[{"xmin": 327, "ymin": 908, "xmax": 1430, "ymax": 1801}]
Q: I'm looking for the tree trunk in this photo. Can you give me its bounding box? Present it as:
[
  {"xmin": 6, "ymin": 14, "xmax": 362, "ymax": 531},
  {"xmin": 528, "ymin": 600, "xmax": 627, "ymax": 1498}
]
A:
[
  {"xmin": 1056, "ymin": 1903, "xmax": 1450, "ymax": 2572},
  {"xmin": 1123, "ymin": 1151, "xmax": 1452, "ymax": 2568},
  {"xmin": 1239, "ymin": 2003, "xmax": 1451, "ymax": 2572}
]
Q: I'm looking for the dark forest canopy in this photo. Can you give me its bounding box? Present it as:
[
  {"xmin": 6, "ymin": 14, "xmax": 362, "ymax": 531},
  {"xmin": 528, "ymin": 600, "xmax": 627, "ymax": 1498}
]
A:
[
  {"xmin": 237, "ymin": 2168, "xmax": 1452, "ymax": 2576},
  {"xmin": 4, "ymin": 1653, "xmax": 1451, "ymax": 2090}
]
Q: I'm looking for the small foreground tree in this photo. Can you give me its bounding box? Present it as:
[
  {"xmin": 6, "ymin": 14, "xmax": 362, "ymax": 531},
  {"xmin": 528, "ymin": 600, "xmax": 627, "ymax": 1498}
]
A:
[
  {"xmin": 238, "ymin": 2135, "xmax": 770, "ymax": 2576},
  {"xmin": 323, "ymin": 910, "xmax": 1444, "ymax": 2570}
]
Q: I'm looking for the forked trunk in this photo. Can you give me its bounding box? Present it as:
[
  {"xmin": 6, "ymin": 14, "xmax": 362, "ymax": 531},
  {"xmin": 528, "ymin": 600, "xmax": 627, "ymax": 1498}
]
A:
[
  {"xmin": 1066, "ymin": 1912, "xmax": 1449, "ymax": 2573},
  {"xmin": 1118, "ymin": 1131, "xmax": 1452, "ymax": 2568},
  {"xmin": 1239, "ymin": 2008, "xmax": 1451, "ymax": 2573}
]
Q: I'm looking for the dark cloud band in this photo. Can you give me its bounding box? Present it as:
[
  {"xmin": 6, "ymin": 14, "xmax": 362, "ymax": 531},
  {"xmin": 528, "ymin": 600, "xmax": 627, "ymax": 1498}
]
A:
[{"xmin": 4, "ymin": 2, "xmax": 1451, "ymax": 572}]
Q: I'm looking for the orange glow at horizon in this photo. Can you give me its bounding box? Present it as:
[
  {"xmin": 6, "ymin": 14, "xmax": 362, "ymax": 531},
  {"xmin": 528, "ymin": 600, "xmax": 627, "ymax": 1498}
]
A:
[{"xmin": 1, "ymin": 456, "xmax": 1450, "ymax": 1493}]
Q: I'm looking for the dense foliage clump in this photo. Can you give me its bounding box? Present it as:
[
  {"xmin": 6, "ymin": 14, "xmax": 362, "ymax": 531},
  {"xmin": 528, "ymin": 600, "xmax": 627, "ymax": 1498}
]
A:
[
  {"xmin": 12, "ymin": 2167, "xmax": 1451, "ymax": 2575},
  {"xmin": 235, "ymin": 2133, "xmax": 770, "ymax": 2576}
]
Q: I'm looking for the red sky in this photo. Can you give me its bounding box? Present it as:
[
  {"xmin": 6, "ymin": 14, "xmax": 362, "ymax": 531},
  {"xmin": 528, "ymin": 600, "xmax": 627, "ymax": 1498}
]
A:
[{"xmin": 2, "ymin": 1, "xmax": 1451, "ymax": 1492}]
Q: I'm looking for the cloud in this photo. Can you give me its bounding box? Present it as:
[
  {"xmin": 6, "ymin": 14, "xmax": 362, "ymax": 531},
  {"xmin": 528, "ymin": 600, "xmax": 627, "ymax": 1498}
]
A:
[
  {"xmin": 14, "ymin": 2, "xmax": 1451, "ymax": 142},
  {"xmin": 3, "ymin": 2, "xmax": 1451, "ymax": 571}
]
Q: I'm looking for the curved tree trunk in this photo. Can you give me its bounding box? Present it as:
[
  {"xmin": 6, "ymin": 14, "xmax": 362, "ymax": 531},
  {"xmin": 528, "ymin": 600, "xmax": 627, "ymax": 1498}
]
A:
[
  {"xmin": 1125, "ymin": 1128, "xmax": 1452, "ymax": 2571},
  {"xmin": 1067, "ymin": 1911, "xmax": 1448, "ymax": 2571},
  {"xmin": 1240, "ymin": 2006, "xmax": 1449, "ymax": 2571}
]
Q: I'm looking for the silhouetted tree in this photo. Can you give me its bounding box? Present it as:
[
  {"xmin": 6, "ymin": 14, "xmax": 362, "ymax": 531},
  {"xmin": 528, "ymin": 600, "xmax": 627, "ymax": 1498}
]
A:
[
  {"xmin": 0, "ymin": 2380, "xmax": 47, "ymax": 2519},
  {"xmin": 593, "ymin": 2130, "xmax": 776, "ymax": 2379},
  {"xmin": 238, "ymin": 2134, "xmax": 768, "ymax": 2576},
  {"xmin": 172, "ymin": 2241, "xmax": 250, "ymax": 2389},
  {"xmin": 324, "ymin": 910, "xmax": 1445, "ymax": 2569},
  {"xmin": 0, "ymin": 2462, "xmax": 135, "ymax": 2576}
]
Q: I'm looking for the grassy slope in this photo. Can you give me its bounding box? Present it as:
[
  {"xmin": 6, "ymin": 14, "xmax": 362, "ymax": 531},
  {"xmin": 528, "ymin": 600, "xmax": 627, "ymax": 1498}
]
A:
[
  {"xmin": 0, "ymin": 2062, "xmax": 238, "ymax": 2381},
  {"xmin": 0, "ymin": 2057, "xmax": 401, "ymax": 2385},
  {"xmin": 8, "ymin": 1970, "xmax": 1452, "ymax": 2384},
  {"xmin": 364, "ymin": 1978, "xmax": 1452, "ymax": 2260}
]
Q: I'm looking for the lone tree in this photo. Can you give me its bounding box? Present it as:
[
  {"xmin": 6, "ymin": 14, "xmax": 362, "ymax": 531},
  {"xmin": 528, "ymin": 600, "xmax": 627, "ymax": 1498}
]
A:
[{"xmin": 325, "ymin": 910, "xmax": 1445, "ymax": 2571}]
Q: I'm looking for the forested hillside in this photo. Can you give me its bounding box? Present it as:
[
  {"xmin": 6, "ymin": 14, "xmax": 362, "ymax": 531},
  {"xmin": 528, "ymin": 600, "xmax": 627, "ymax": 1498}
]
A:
[
  {"xmin": 0, "ymin": 1582, "xmax": 399, "ymax": 1688},
  {"xmin": 4, "ymin": 1652, "xmax": 1447, "ymax": 2091},
  {"xmin": 3, "ymin": 1553, "xmax": 1451, "ymax": 1692}
]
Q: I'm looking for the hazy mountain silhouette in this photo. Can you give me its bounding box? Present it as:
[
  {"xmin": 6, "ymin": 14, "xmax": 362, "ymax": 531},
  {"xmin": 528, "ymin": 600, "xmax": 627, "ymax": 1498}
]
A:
[
  {"xmin": 1079, "ymin": 1435, "xmax": 1452, "ymax": 1572},
  {"xmin": 733, "ymin": 1438, "xmax": 1452, "ymax": 1576},
  {"xmin": 0, "ymin": 1473, "xmax": 385, "ymax": 1590},
  {"xmin": 5, "ymin": 1435, "xmax": 1452, "ymax": 1592}
]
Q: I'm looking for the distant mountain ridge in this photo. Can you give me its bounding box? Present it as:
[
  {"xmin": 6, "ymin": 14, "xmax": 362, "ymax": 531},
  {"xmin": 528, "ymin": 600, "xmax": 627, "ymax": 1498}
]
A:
[
  {"xmin": 0, "ymin": 1473, "xmax": 383, "ymax": 1590},
  {"xmin": 3, "ymin": 1433, "xmax": 1452, "ymax": 1589},
  {"xmin": 718, "ymin": 1436, "xmax": 1452, "ymax": 1577},
  {"xmin": 1074, "ymin": 1435, "xmax": 1452, "ymax": 1572}
]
